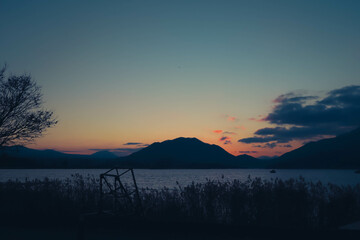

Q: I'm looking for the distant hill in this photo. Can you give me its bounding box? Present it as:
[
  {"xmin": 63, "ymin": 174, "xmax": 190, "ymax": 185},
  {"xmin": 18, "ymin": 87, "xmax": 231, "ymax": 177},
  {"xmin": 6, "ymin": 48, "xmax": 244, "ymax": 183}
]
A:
[
  {"xmin": 0, "ymin": 146, "xmax": 71, "ymax": 160},
  {"xmin": 235, "ymin": 154, "xmax": 270, "ymax": 168},
  {"xmin": 90, "ymin": 150, "xmax": 118, "ymax": 159},
  {"xmin": 271, "ymin": 127, "xmax": 360, "ymax": 169},
  {"xmin": 0, "ymin": 146, "xmax": 116, "ymax": 168},
  {"xmin": 258, "ymin": 155, "xmax": 279, "ymax": 160},
  {"xmin": 118, "ymin": 137, "xmax": 265, "ymax": 168}
]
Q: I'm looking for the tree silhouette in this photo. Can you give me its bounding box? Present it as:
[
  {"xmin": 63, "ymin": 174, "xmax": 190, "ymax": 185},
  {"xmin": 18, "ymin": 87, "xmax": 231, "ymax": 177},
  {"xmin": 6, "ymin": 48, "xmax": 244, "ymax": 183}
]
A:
[{"xmin": 0, "ymin": 65, "xmax": 57, "ymax": 147}]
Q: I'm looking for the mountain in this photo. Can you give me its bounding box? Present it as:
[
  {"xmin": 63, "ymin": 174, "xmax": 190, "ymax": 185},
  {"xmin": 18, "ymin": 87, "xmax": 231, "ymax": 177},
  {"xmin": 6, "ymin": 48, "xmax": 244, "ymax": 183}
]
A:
[
  {"xmin": 118, "ymin": 137, "xmax": 264, "ymax": 168},
  {"xmin": 271, "ymin": 127, "xmax": 360, "ymax": 169},
  {"xmin": 235, "ymin": 154, "xmax": 270, "ymax": 168},
  {"xmin": 0, "ymin": 146, "xmax": 71, "ymax": 159},
  {"xmin": 90, "ymin": 150, "xmax": 117, "ymax": 159},
  {"xmin": 0, "ymin": 138, "xmax": 266, "ymax": 169},
  {"xmin": 0, "ymin": 146, "xmax": 116, "ymax": 168},
  {"xmin": 257, "ymin": 155, "xmax": 279, "ymax": 160},
  {"xmin": 2, "ymin": 127, "xmax": 359, "ymax": 169}
]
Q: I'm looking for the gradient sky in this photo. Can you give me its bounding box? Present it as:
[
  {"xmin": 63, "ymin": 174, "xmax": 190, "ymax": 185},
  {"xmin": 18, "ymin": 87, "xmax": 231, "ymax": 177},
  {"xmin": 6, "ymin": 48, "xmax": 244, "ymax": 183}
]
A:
[{"xmin": 1, "ymin": 0, "xmax": 359, "ymax": 157}]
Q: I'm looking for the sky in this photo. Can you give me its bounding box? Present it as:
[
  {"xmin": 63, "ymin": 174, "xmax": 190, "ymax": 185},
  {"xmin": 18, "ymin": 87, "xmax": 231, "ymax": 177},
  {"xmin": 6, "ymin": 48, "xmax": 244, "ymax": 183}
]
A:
[{"xmin": 0, "ymin": 0, "xmax": 359, "ymax": 157}]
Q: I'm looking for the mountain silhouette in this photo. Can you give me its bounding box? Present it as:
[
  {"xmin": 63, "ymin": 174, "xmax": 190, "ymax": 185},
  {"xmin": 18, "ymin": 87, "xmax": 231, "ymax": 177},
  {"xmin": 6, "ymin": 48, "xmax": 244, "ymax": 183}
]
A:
[
  {"xmin": 90, "ymin": 150, "xmax": 117, "ymax": 159},
  {"xmin": 0, "ymin": 146, "xmax": 115, "ymax": 168},
  {"xmin": 0, "ymin": 146, "xmax": 70, "ymax": 159},
  {"xmin": 257, "ymin": 155, "xmax": 279, "ymax": 160},
  {"xmin": 235, "ymin": 154, "xmax": 269, "ymax": 168},
  {"xmin": 271, "ymin": 127, "xmax": 360, "ymax": 169},
  {"xmin": 118, "ymin": 137, "xmax": 264, "ymax": 168},
  {"xmin": 5, "ymin": 128, "xmax": 360, "ymax": 169},
  {"xmin": 0, "ymin": 138, "xmax": 268, "ymax": 169}
]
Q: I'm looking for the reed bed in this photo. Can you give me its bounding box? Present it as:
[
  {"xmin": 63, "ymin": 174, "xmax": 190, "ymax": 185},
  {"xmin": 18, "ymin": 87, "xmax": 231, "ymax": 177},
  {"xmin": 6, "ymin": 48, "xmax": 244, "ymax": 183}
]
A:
[{"xmin": 1, "ymin": 175, "xmax": 360, "ymax": 229}]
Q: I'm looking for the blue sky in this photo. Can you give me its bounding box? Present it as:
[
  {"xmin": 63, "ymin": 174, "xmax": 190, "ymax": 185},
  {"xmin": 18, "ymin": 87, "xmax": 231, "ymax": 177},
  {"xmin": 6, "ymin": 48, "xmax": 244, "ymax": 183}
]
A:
[{"xmin": 0, "ymin": 0, "xmax": 359, "ymax": 156}]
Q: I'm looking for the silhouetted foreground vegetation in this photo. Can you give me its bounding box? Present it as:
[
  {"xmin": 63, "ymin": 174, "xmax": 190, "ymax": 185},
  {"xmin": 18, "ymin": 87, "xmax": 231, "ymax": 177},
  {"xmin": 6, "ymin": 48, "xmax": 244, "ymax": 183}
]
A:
[
  {"xmin": 1, "ymin": 175, "xmax": 360, "ymax": 232},
  {"xmin": 0, "ymin": 175, "xmax": 360, "ymax": 239}
]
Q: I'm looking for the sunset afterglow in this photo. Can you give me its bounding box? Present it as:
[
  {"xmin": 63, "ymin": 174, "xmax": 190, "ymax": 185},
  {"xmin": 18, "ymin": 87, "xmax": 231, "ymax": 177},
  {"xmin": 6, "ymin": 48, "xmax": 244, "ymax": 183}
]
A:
[{"xmin": 1, "ymin": 1, "xmax": 359, "ymax": 158}]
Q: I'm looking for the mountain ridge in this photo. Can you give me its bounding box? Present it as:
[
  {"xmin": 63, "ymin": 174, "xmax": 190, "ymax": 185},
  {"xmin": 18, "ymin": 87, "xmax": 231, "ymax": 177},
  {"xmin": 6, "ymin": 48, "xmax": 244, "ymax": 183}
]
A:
[
  {"xmin": 270, "ymin": 127, "xmax": 360, "ymax": 169},
  {"xmin": 119, "ymin": 137, "xmax": 265, "ymax": 168},
  {"xmin": 1, "ymin": 127, "xmax": 360, "ymax": 169}
]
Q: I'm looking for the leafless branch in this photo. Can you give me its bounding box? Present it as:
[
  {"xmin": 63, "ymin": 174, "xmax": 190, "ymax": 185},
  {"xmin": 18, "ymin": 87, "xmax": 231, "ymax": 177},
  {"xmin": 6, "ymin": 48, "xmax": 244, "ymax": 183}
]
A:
[{"xmin": 0, "ymin": 65, "xmax": 58, "ymax": 147}]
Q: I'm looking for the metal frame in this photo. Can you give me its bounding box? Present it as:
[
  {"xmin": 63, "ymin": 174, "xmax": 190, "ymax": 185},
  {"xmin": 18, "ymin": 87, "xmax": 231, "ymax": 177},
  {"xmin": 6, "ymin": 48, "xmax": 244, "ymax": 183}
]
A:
[{"xmin": 99, "ymin": 168, "xmax": 142, "ymax": 216}]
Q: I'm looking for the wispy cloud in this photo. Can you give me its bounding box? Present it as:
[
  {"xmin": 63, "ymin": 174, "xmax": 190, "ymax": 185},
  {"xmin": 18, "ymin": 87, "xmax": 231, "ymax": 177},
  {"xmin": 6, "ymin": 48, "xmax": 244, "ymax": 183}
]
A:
[
  {"xmin": 220, "ymin": 136, "xmax": 230, "ymax": 141},
  {"xmin": 248, "ymin": 117, "xmax": 265, "ymax": 122},
  {"xmin": 253, "ymin": 143, "xmax": 277, "ymax": 149},
  {"xmin": 124, "ymin": 142, "xmax": 149, "ymax": 147},
  {"xmin": 223, "ymin": 131, "xmax": 236, "ymax": 135},
  {"xmin": 219, "ymin": 136, "xmax": 232, "ymax": 144},
  {"xmin": 213, "ymin": 130, "xmax": 223, "ymax": 134},
  {"xmin": 124, "ymin": 142, "xmax": 142, "ymax": 145}
]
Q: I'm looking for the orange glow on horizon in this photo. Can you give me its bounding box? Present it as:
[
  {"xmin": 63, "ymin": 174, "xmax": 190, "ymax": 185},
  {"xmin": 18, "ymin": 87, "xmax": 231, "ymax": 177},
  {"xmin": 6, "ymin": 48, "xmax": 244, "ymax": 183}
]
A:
[{"xmin": 31, "ymin": 134, "xmax": 299, "ymax": 158}]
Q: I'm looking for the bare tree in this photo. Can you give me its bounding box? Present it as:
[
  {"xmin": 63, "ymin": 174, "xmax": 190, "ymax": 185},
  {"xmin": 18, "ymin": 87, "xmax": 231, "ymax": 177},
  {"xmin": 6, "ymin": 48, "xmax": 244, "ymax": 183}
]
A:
[{"xmin": 0, "ymin": 65, "xmax": 57, "ymax": 147}]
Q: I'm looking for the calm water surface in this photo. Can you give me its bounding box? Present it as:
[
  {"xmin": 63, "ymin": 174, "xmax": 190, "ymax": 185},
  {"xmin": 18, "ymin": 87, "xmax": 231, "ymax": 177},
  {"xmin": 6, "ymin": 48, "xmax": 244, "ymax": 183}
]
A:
[{"xmin": 1, "ymin": 169, "xmax": 360, "ymax": 189}]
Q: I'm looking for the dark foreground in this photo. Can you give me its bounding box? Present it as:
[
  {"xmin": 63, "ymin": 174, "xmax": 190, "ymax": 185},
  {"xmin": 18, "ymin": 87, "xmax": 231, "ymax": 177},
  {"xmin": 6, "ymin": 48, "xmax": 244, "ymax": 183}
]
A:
[
  {"xmin": 2, "ymin": 219, "xmax": 360, "ymax": 240},
  {"xmin": 1, "ymin": 175, "xmax": 360, "ymax": 239}
]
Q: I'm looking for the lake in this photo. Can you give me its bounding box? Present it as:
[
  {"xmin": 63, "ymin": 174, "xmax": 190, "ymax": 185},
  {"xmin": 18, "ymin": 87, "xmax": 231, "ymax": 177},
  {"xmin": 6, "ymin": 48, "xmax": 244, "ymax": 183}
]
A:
[{"xmin": 1, "ymin": 169, "xmax": 360, "ymax": 189}]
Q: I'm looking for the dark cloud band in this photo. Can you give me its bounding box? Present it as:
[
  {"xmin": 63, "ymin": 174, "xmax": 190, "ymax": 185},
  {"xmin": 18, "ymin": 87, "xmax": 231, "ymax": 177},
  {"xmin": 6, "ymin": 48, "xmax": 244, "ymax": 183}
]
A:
[{"xmin": 239, "ymin": 85, "xmax": 360, "ymax": 145}]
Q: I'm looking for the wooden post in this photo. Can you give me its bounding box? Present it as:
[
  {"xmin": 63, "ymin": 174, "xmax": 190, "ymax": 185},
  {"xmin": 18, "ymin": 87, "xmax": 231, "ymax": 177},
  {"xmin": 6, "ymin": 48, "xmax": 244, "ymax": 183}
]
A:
[
  {"xmin": 99, "ymin": 174, "xmax": 103, "ymax": 214},
  {"xmin": 131, "ymin": 168, "xmax": 143, "ymax": 216},
  {"xmin": 114, "ymin": 175, "xmax": 117, "ymax": 212}
]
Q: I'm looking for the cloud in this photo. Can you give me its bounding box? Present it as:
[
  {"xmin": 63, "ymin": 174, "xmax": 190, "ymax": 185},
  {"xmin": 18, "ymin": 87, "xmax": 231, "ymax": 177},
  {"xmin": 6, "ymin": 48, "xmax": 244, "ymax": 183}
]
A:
[
  {"xmin": 239, "ymin": 151, "xmax": 258, "ymax": 154},
  {"xmin": 273, "ymin": 93, "xmax": 318, "ymax": 104},
  {"xmin": 264, "ymin": 143, "xmax": 277, "ymax": 149},
  {"xmin": 213, "ymin": 130, "xmax": 223, "ymax": 134},
  {"xmin": 214, "ymin": 130, "xmax": 236, "ymax": 135},
  {"xmin": 124, "ymin": 142, "xmax": 143, "ymax": 145},
  {"xmin": 253, "ymin": 143, "xmax": 277, "ymax": 149},
  {"xmin": 249, "ymin": 115, "xmax": 265, "ymax": 122},
  {"xmin": 239, "ymin": 136, "xmax": 278, "ymax": 143},
  {"xmin": 124, "ymin": 142, "xmax": 149, "ymax": 147},
  {"xmin": 264, "ymin": 86, "xmax": 360, "ymax": 127},
  {"xmin": 219, "ymin": 136, "xmax": 232, "ymax": 144},
  {"xmin": 239, "ymin": 85, "xmax": 360, "ymax": 144},
  {"xmin": 219, "ymin": 136, "xmax": 230, "ymax": 141},
  {"xmin": 319, "ymin": 85, "xmax": 360, "ymax": 107},
  {"xmin": 254, "ymin": 126, "xmax": 343, "ymax": 142},
  {"xmin": 227, "ymin": 116, "xmax": 237, "ymax": 121},
  {"xmin": 223, "ymin": 131, "xmax": 236, "ymax": 135}
]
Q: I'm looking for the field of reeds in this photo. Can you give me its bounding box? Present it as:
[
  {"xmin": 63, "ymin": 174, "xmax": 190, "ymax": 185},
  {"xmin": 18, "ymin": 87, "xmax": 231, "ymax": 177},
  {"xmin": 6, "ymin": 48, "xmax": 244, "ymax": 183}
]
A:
[{"xmin": 1, "ymin": 174, "xmax": 360, "ymax": 230}]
